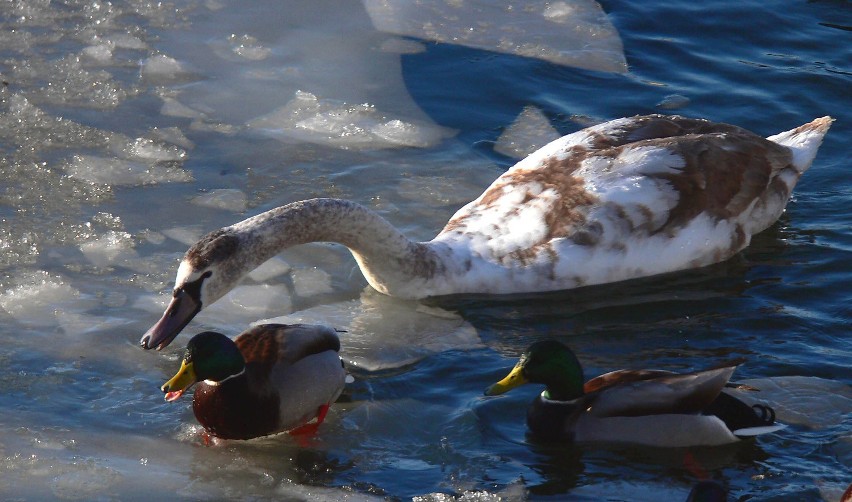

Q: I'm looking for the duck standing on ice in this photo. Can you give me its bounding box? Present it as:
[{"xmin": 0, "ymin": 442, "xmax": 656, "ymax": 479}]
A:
[{"xmin": 141, "ymin": 114, "xmax": 833, "ymax": 350}]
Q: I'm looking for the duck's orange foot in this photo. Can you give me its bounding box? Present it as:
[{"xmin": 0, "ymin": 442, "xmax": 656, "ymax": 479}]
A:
[{"xmin": 288, "ymin": 403, "xmax": 331, "ymax": 437}]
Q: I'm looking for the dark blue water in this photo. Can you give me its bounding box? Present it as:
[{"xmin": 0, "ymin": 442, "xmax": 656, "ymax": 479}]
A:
[{"xmin": 0, "ymin": 0, "xmax": 849, "ymax": 500}]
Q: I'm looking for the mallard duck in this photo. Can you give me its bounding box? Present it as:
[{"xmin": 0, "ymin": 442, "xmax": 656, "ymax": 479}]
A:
[
  {"xmin": 484, "ymin": 340, "xmax": 785, "ymax": 447},
  {"xmin": 161, "ymin": 323, "xmax": 346, "ymax": 440},
  {"xmin": 141, "ymin": 114, "xmax": 832, "ymax": 350}
]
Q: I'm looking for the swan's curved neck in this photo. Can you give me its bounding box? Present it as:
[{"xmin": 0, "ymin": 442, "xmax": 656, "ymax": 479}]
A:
[{"xmin": 230, "ymin": 198, "xmax": 446, "ymax": 297}]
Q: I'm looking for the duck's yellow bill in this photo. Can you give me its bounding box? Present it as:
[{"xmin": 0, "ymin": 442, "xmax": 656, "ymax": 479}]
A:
[
  {"xmin": 484, "ymin": 364, "xmax": 528, "ymax": 396},
  {"xmin": 161, "ymin": 360, "xmax": 197, "ymax": 402}
]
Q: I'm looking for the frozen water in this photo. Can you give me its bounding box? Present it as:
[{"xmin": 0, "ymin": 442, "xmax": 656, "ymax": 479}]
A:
[
  {"xmin": 140, "ymin": 55, "xmax": 194, "ymax": 83},
  {"xmin": 81, "ymin": 44, "xmax": 114, "ymax": 64},
  {"xmin": 259, "ymin": 290, "xmax": 482, "ymax": 371},
  {"xmin": 49, "ymin": 460, "xmax": 123, "ymax": 500},
  {"xmin": 247, "ymin": 90, "xmax": 450, "ymax": 150},
  {"xmin": 201, "ymin": 284, "xmax": 294, "ymax": 332},
  {"xmin": 247, "ymin": 257, "xmax": 292, "ymax": 282},
  {"xmin": 0, "ymin": 271, "xmax": 88, "ymax": 327},
  {"xmin": 292, "ymin": 267, "xmax": 334, "ymax": 298},
  {"xmin": 159, "ymin": 95, "xmax": 207, "ymax": 119},
  {"xmin": 162, "ymin": 226, "xmax": 203, "ymax": 247},
  {"xmin": 121, "ymin": 137, "xmax": 187, "ymax": 162},
  {"xmin": 191, "ymin": 189, "xmax": 248, "ymax": 212},
  {"xmin": 225, "ymin": 34, "xmax": 272, "ymax": 61},
  {"xmin": 79, "ymin": 230, "xmax": 139, "ymax": 268},
  {"xmin": 732, "ymin": 376, "xmax": 852, "ymax": 429},
  {"xmin": 656, "ymin": 94, "xmax": 691, "ymax": 110},
  {"xmin": 493, "ymin": 105, "xmax": 561, "ymax": 159},
  {"xmin": 66, "ymin": 155, "xmax": 192, "ymax": 186},
  {"xmin": 364, "ymin": 0, "xmax": 627, "ymax": 73},
  {"xmin": 147, "ymin": 127, "xmax": 195, "ymax": 150}
]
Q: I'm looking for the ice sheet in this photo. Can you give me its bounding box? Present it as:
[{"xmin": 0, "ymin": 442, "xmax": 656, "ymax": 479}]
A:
[
  {"xmin": 364, "ymin": 0, "xmax": 627, "ymax": 73},
  {"xmin": 258, "ymin": 290, "xmax": 483, "ymax": 372},
  {"xmin": 191, "ymin": 189, "xmax": 248, "ymax": 212},
  {"xmin": 0, "ymin": 271, "xmax": 89, "ymax": 327},
  {"xmin": 493, "ymin": 105, "xmax": 562, "ymax": 159},
  {"xmin": 731, "ymin": 376, "xmax": 852, "ymax": 429}
]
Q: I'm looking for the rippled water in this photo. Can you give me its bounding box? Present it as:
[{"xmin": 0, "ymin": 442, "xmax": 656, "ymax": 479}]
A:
[{"xmin": 0, "ymin": 0, "xmax": 849, "ymax": 500}]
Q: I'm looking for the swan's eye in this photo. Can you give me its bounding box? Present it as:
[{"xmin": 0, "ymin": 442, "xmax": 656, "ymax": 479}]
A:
[{"xmin": 176, "ymin": 270, "xmax": 213, "ymax": 299}]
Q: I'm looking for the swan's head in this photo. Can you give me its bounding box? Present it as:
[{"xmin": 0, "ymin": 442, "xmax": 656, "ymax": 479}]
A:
[{"xmin": 140, "ymin": 229, "xmax": 243, "ymax": 350}]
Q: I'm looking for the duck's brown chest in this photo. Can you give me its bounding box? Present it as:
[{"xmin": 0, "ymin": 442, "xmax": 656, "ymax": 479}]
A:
[{"xmin": 193, "ymin": 380, "xmax": 280, "ymax": 440}]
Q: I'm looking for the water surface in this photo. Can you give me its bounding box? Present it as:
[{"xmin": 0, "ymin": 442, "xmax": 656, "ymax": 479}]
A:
[{"xmin": 0, "ymin": 0, "xmax": 849, "ymax": 500}]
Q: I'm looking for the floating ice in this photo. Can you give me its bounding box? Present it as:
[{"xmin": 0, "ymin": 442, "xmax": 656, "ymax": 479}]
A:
[
  {"xmin": 259, "ymin": 290, "xmax": 482, "ymax": 371},
  {"xmin": 120, "ymin": 137, "xmax": 187, "ymax": 162},
  {"xmin": 202, "ymin": 284, "xmax": 293, "ymax": 331},
  {"xmin": 162, "ymin": 226, "xmax": 203, "ymax": 246},
  {"xmin": 79, "ymin": 230, "xmax": 139, "ymax": 268},
  {"xmin": 292, "ymin": 267, "xmax": 334, "ymax": 298},
  {"xmin": 160, "ymin": 96, "xmax": 207, "ymax": 119},
  {"xmin": 364, "ymin": 0, "xmax": 627, "ymax": 73},
  {"xmin": 55, "ymin": 310, "xmax": 134, "ymax": 337},
  {"xmin": 147, "ymin": 126, "xmax": 195, "ymax": 150},
  {"xmin": 247, "ymin": 90, "xmax": 449, "ymax": 150},
  {"xmin": 140, "ymin": 55, "xmax": 193, "ymax": 83},
  {"xmin": 227, "ymin": 34, "xmax": 271, "ymax": 61},
  {"xmin": 0, "ymin": 271, "xmax": 88, "ymax": 327},
  {"xmin": 247, "ymin": 257, "xmax": 291, "ymax": 282},
  {"xmin": 493, "ymin": 105, "xmax": 561, "ymax": 159},
  {"xmin": 656, "ymin": 94, "xmax": 691, "ymax": 110},
  {"xmin": 379, "ymin": 37, "xmax": 427, "ymax": 55},
  {"xmin": 1, "ymin": 94, "xmax": 115, "ymax": 150},
  {"xmin": 50, "ymin": 460, "xmax": 122, "ymax": 500},
  {"xmin": 105, "ymin": 33, "xmax": 147, "ymax": 50},
  {"xmin": 732, "ymin": 376, "xmax": 852, "ymax": 429},
  {"xmin": 66, "ymin": 155, "xmax": 192, "ymax": 186},
  {"xmin": 81, "ymin": 44, "xmax": 113, "ymax": 63},
  {"xmin": 191, "ymin": 189, "xmax": 248, "ymax": 212}
]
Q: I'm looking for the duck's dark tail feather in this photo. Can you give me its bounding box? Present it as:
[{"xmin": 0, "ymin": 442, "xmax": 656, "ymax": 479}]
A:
[{"xmin": 703, "ymin": 392, "xmax": 786, "ymax": 437}]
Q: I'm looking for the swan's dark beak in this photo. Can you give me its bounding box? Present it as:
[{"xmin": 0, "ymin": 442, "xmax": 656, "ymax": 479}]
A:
[{"xmin": 139, "ymin": 289, "xmax": 201, "ymax": 350}]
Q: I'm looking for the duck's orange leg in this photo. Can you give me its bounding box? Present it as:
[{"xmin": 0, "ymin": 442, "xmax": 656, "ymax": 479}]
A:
[{"xmin": 288, "ymin": 403, "xmax": 331, "ymax": 437}]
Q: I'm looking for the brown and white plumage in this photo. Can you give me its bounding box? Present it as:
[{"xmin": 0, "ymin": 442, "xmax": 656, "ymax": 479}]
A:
[
  {"xmin": 161, "ymin": 323, "xmax": 346, "ymax": 440},
  {"xmin": 141, "ymin": 115, "xmax": 832, "ymax": 350}
]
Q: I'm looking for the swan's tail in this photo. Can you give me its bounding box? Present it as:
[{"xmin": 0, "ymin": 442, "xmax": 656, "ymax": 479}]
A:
[{"xmin": 767, "ymin": 116, "xmax": 833, "ymax": 173}]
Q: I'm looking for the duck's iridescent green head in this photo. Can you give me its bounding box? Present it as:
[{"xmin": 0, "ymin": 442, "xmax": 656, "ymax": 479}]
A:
[
  {"xmin": 161, "ymin": 331, "xmax": 245, "ymax": 401},
  {"xmin": 484, "ymin": 340, "xmax": 585, "ymax": 401}
]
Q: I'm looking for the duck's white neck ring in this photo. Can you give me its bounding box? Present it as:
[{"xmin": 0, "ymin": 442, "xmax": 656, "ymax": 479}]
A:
[{"xmin": 204, "ymin": 368, "xmax": 246, "ymax": 386}]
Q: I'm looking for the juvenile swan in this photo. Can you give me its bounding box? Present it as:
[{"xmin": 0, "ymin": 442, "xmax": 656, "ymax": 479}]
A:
[{"xmin": 141, "ymin": 114, "xmax": 832, "ymax": 350}]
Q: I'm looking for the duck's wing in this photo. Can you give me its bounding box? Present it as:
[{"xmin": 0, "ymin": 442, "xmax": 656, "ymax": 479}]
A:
[
  {"xmin": 236, "ymin": 323, "xmax": 341, "ymax": 376},
  {"xmin": 583, "ymin": 369, "xmax": 677, "ymax": 393},
  {"xmin": 585, "ymin": 364, "xmax": 739, "ymax": 418}
]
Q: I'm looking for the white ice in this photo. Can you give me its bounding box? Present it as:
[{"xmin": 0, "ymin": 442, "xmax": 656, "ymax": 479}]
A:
[
  {"xmin": 191, "ymin": 189, "xmax": 248, "ymax": 212},
  {"xmin": 364, "ymin": 0, "xmax": 627, "ymax": 73},
  {"xmin": 259, "ymin": 290, "xmax": 483, "ymax": 372},
  {"xmin": 66, "ymin": 155, "xmax": 192, "ymax": 186},
  {"xmin": 247, "ymin": 256, "xmax": 292, "ymax": 282},
  {"xmin": 79, "ymin": 230, "xmax": 140, "ymax": 268},
  {"xmin": 291, "ymin": 267, "xmax": 334, "ymax": 298},
  {"xmin": 0, "ymin": 271, "xmax": 93, "ymax": 327},
  {"xmin": 494, "ymin": 105, "xmax": 562, "ymax": 159},
  {"xmin": 247, "ymin": 90, "xmax": 450, "ymax": 150},
  {"xmin": 731, "ymin": 376, "xmax": 852, "ymax": 429}
]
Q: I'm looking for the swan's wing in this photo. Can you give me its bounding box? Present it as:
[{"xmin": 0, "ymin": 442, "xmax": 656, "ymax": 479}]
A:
[
  {"xmin": 585, "ymin": 364, "xmax": 738, "ymax": 418},
  {"xmin": 438, "ymin": 115, "xmax": 791, "ymax": 251}
]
